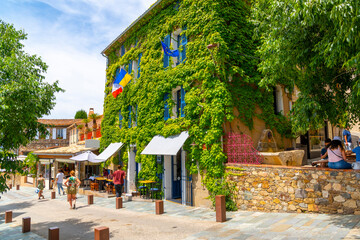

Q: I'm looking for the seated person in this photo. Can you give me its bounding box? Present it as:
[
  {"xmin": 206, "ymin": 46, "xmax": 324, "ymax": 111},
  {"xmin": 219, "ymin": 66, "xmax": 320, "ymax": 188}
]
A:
[
  {"xmin": 313, "ymin": 138, "xmax": 331, "ymax": 167},
  {"xmin": 313, "ymin": 138, "xmax": 352, "ymax": 169},
  {"xmin": 103, "ymin": 168, "xmax": 109, "ymax": 178},
  {"xmin": 106, "ymin": 170, "xmax": 114, "ymax": 193},
  {"xmin": 352, "ymin": 145, "xmax": 360, "ymax": 162}
]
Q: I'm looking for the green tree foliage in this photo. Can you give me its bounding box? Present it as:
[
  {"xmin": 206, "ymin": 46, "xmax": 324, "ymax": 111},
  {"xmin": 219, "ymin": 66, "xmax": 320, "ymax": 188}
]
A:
[
  {"xmin": 74, "ymin": 109, "xmax": 87, "ymax": 119},
  {"xmin": 252, "ymin": 0, "xmax": 360, "ymax": 134},
  {"xmin": 0, "ymin": 20, "xmax": 63, "ymax": 192}
]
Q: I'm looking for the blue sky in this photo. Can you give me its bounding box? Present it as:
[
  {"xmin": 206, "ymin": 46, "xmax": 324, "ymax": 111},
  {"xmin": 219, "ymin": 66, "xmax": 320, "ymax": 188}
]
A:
[{"xmin": 0, "ymin": 0, "xmax": 157, "ymax": 118}]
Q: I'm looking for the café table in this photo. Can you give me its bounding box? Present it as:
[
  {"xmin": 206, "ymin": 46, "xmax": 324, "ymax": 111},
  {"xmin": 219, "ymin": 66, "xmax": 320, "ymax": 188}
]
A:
[
  {"xmin": 138, "ymin": 180, "xmax": 156, "ymax": 199},
  {"xmin": 95, "ymin": 177, "xmax": 108, "ymax": 192}
]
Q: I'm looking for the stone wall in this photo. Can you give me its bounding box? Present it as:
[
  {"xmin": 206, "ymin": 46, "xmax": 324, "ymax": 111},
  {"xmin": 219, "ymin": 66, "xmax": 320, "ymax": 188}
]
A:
[{"xmin": 226, "ymin": 164, "xmax": 360, "ymax": 214}]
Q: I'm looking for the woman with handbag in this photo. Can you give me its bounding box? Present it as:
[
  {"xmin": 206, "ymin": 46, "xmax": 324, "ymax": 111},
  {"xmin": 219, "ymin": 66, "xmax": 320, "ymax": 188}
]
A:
[
  {"xmin": 320, "ymin": 138, "xmax": 352, "ymax": 169},
  {"xmin": 64, "ymin": 170, "xmax": 81, "ymax": 209}
]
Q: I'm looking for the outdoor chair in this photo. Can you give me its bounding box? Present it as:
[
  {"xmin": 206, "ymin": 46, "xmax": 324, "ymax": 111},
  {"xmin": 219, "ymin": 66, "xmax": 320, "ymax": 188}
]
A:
[{"xmin": 149, "ymin": 182, "xmax": 162, "ymax": 201}]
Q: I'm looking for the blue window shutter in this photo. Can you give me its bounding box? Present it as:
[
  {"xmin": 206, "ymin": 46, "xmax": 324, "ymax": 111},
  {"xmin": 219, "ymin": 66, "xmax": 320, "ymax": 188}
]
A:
[
  {"xmin": 119, "ymin": 110, "xmax": 123, "ymax": 129},
  {"xmin": 163, "ymin": 35, "xmax": 170, "ymax": 69},
  {"xmin": 137, "ymin": 53, "xmax": 142, "ymax": 78},
  {"xmin": 128, "ymin": 61, "xmax": 132, "ymax": 73},
  {"xmin": 181, "ymin": 86, "xmax": 186, "ymax": 117},
  {"xmin": 121, "ymin": 45, "xmax": 125, "ymax": 56},
  {"xmin": 128, "ymin": 106, "xmax": 132, "ymax": 128},
  {"xmin": 164, "ymin": 93, "xmax": 170, "ymax": 120},
  {"xmin": 177, "ymin": 35, "xmax": 181, "ymax": 65}
]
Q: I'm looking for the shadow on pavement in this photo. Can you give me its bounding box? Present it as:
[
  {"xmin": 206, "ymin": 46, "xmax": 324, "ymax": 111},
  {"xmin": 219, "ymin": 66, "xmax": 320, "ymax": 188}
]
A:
[
  {"xmin": 31, "ymin": 217, "xmax": 114, "ymax": 240},
  {"xmin": 0, "ymin": 201, "xmax": 35, "ymax": 212},
  {"xmin": 328, "ymin": 214, "xmax": 360, "ymax": 230}
]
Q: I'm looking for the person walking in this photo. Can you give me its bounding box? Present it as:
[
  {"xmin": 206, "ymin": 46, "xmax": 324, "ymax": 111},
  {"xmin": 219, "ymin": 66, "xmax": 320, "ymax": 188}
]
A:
[
  {"xmin": 343, "ymin": 126, "xmax": 352, "ymax": 150},
  {"xmin": 37, "ymin": 174, "xmax": 45, "ymax": 200},
  {"xmin": 55, "ymin": 169, "xmax": 65, "ymax": 195},
  {"xmin": 64, "ymin": 170, "xmax": 81, "ymax": 209},
  {"xmin": 113, "ymin": 165, "xmax": 126, "ymax": 198}
]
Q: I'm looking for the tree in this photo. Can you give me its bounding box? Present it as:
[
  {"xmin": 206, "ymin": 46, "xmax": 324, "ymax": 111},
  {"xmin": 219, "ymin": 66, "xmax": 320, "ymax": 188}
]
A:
[
  {"xmin": 0, "ymin": 20, "xmax": 63, "ymax": 192},
  {"xmin": 74, "ymin": 109, "xmax": 87, "ymax": 119},
  {"xmin": 252, "ymin": 0, "xmax": 360, "ymax": 134}
]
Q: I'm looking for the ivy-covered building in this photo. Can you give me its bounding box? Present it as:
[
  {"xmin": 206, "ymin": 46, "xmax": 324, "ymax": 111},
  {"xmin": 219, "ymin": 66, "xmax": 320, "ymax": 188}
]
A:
[{"xmin": 100, "ymin": 0, "xmax": 294, "ymax": 208}]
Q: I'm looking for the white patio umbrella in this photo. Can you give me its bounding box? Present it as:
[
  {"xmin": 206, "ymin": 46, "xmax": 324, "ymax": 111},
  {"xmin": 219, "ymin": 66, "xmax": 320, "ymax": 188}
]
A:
[{"xmin": 70, "ymin": 151, "xmax": 98, "ymax": 187}]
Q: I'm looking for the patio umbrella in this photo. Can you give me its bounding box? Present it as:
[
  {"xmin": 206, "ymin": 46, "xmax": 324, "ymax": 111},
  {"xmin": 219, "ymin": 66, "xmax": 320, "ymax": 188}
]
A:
[{"xmin": 70, "ymin": 151, "xmax": 98, "ymax": 182}]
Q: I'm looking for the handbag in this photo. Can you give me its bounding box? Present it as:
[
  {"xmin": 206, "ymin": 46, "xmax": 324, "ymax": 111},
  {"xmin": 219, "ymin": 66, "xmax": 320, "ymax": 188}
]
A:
[{"xmin": 35, "ymin": 188, "xmax": 40, "ymax": 194}]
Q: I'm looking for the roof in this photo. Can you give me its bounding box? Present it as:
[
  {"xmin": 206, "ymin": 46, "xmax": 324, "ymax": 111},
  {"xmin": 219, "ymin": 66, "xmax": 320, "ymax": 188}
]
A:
[
  {"xmin": 101, "ymin": 0, "xmax": 172, "ymax": 56},
  {"xmin": 38, "ymin": 119, "xmax": 79, "ymax": 127},
  {"xmin": 33, "ymin": 144, "xmax": 98, "ymax": 156}
]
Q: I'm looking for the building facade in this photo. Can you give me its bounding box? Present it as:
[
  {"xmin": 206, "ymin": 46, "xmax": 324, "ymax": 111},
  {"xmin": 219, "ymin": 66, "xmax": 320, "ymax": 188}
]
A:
[{"xmin": 100, "ymin": 0, "xmax": 294, "ymax": 207}]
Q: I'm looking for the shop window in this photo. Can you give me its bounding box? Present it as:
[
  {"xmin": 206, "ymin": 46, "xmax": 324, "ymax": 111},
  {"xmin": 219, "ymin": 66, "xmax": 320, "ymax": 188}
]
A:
[{"xmin": 171, "ymin": 86, "xmax": 186, "ymax": 118}]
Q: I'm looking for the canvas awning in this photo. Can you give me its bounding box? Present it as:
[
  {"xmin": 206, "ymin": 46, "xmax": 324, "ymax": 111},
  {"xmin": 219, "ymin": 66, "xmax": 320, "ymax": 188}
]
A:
[
  {"xmin": 141, "ymin": 131, "xmax": 189, "ymax": 156},
  {"xmin": 94, "ymin": 142, "xmax": 124, "ymax": 163}
]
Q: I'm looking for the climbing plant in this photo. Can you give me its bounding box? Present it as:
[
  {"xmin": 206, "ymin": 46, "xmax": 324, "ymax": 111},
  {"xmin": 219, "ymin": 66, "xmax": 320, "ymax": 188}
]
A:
[{"xmin": 101, "ymin": 0, "xmax": 292, "ymax": 210}]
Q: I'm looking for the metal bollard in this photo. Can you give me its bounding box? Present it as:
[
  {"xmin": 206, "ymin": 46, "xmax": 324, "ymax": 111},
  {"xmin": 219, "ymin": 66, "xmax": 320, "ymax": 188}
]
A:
[
  {"xmin": 48, "ymin": 227, "xmax": 59, "ymax": 240},
  {"xmin": 5, "ymin": 211, "xmax": 12, "ymax": 223},
  {"xmin": 94, "ymin": 226, "xmax": 109, "ymax": 240},
  {"xmin": 215, "ymin": 195, "xmax": 226, "ymax": 222},
  {"xmin": 22, "ymin": 217, "xmax": 31, "ymax": 233},
  {"xmin": 155, "ymin": 200, "xmax": 164, "ymax": 215},
  {"xmin": 88, "ymin": 194, "xmax": 94, "ymax": 205},
  {"xmin": 116, "ymin": 197, "xmax": 123, "ymax": 209}
]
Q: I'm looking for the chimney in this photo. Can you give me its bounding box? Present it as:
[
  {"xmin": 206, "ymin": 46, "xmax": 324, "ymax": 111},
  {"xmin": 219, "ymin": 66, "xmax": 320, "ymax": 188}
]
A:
[{"xmin": 88, "ymin": 108, "xmax": 94, "ymax": 117}]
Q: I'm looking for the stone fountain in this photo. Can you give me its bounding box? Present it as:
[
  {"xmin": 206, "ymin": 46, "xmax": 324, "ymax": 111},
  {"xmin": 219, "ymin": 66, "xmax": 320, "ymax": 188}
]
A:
[{"xmin": 257, "ymin": 129, "xmax": 304, "ymax": 166}]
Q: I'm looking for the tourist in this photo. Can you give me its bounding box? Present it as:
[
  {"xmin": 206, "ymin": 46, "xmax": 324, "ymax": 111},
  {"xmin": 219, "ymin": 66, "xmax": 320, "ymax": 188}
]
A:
[
  {"xmin": 103, "ymin": 168, "xmax": 109, "ymax": 177},
  {"xmin": 351, "ymin": 145, "xmax": 360, "ymax": 162},
  {"xmin": 343, "ymin": 126, "xmax": 352, "ymax": 150},
  {"xmin": 64, "ymin": 170, "xmax": 81, "ymax": 209},
  {"xmin": 106, "ymin": 170, "xmax": 114, "ymax": 194},
  {"xmin": 320, "ymin": 139, "xmax": 352, "ymax": 169},
  {"xmin": 314, "ymin": 138, "xmax": 332, "ymax": 167},
  {"xmin": 37, "ymin": 174, "xmax": 45, "ymax": 200},
  {"xmin": 113, "ymin": 165, "xmax": 126, "ymax": 198},
  {"xmin": 55, "ymin": 169, "xmax": 65, "ymax": 195}
]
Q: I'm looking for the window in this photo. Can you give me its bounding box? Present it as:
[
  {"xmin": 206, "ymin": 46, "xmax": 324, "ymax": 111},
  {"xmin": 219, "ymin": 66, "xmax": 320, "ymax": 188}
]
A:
[
  {"xmin": 128, "ymin": 60, "xmax": 132, "ymax": 74},
  {"xmin": 164, "ymin": 93, "xmax": 170, "ymax": 120},
  {"xmin": 120, "ymin": 45, "xmax": 125, "ymax": 57},
  {"xmin": 171, "ymin": 86, "xmax": 186, "ymax": 118},
  {"xmin": 56, "ymin": 128, "xmax": 66, "ymax": 139},
  {"xmin": 179, "ymin": 27, "xmax": 187, "ymax": 63},
  {"xmin": 119, "ymin": 110, "xmax": 123, "ymax": 129}
]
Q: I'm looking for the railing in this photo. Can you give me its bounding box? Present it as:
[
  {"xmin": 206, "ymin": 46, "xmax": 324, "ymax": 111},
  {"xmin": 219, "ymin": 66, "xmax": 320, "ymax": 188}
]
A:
[{"xmin": 185, "ymin": 175, "xmax": 193, "ymax": 206}]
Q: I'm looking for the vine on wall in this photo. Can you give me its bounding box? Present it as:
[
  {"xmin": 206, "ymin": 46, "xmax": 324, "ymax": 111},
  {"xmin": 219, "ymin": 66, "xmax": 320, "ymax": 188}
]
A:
[{"xmin": 101, "ymin": 0, "xmax": 291, "ymax": 210}]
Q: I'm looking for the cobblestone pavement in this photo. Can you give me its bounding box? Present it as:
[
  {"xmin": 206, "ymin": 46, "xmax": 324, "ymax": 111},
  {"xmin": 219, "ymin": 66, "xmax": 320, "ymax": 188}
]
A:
[{"xmin": 1, "ymin": 186, "xmax": 360, "ymax": 239}]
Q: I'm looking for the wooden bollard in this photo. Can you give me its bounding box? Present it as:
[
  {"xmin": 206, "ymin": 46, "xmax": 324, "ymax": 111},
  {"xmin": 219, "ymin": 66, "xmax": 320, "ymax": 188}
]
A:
[
  {"xmin": 116, "ymin": 197, "xmax": 123, "ymax": 209},
  {"xmin": 22, "ymin": 217, "xmax": 31, "ymax": 233},
  {"xmin": 94, "ymin": 226, "xmax": 109, "ymax": 240},
  {"xmin": 9, "ymin": 184, "xmax": 12, "ymax": 190},
  {"xmin": 16, "ymin": 184, "xmax": 20, "ymax": 190},
  {"xmin": 51, "ymin": 191, "xmax": 56, "ymax": 199},
  {"xmin": 155, "ymin": 200, "xmax": 164, "ymax": 215},
  {"xmin": 215, "ymin": 195, "xmax": 226, "ymax": 222},
  {"xmin": 48, "ymin": 227, "xmax": 59, "ymax": 240},
  {"xmin": 5, "ymin": 211, "xmax": 12, "ymax": 223},
  {"xmin": 88, "ymin": 195, "xmax": 94, "ymax": 205}
]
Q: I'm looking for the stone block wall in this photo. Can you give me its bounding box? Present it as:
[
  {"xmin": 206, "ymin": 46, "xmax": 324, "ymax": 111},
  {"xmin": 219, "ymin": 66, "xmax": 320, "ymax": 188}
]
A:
[{"xmin": 226, "ymin": 164, "xmax": 360, "ymax": 214}]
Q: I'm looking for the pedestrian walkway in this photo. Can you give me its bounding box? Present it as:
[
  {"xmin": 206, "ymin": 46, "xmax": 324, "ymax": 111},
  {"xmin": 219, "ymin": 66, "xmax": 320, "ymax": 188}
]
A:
[{"xmin": 1, "ymin": 186, "xmax": 360, "ymax": 240}]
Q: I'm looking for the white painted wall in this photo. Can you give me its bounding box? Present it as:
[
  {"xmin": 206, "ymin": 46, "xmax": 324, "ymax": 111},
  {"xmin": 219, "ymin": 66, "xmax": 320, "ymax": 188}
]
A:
[
  {"xmin": 163, "ymin": 155, "xmax": 172, "ymax": 200},
  {"xmin": 127, "ymin": 148, "xmax": 136, "ymax": 193}
]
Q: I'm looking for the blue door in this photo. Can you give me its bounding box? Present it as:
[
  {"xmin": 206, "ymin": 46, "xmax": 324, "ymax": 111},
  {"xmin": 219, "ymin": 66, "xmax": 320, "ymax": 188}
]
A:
[{"xmin": 171, "ymin": 153, "xmax": 182, "ymax": 199}]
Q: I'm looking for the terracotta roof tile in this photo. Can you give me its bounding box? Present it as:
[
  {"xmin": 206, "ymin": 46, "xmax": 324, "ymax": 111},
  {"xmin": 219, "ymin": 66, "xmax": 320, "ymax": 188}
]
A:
[{"xmin": 38, "ymin": 119, "xmax": 78, "ymax": 127}]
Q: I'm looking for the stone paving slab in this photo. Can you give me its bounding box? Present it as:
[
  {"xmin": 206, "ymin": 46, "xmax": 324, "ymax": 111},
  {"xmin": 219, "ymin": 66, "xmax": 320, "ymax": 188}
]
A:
[{"xmin": 2, "ymin": 186, "xmax": 360, "ymax": 240}]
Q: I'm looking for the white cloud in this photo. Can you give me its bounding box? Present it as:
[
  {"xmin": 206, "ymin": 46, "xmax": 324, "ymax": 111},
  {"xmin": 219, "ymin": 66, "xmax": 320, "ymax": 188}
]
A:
[{"xmin": 1, "ymin": 0, "xmax": 157, "ymax": 118}]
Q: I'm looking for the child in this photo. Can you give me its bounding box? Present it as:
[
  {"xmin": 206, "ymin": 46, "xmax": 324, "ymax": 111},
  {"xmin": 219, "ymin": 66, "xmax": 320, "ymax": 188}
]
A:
[{"xmin": 352, "ymin": 145, "xmax": 360, "ymax": 162}]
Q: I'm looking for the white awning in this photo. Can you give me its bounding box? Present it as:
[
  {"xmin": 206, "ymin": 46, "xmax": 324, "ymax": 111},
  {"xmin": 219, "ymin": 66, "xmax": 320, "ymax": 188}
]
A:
[
  {"xmin": 94, "ymin": 142, "xmax": 124, "ymax": 163},
  {"xmin": 141, "ymin": 131, "xmax": 189, "ymax": 156},
  {"xmin": 56, "ymin": 159, "xmax": 75, "ymax": 163}
]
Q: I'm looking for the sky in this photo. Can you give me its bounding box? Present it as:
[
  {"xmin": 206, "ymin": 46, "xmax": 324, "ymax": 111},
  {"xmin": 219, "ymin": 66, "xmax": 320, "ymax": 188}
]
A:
[{"xmin": 0, "ymin": 0, "xmax": 157, "ymax": 119}]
